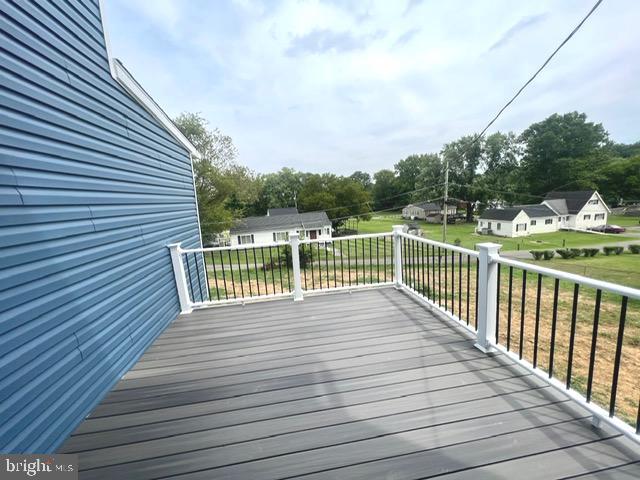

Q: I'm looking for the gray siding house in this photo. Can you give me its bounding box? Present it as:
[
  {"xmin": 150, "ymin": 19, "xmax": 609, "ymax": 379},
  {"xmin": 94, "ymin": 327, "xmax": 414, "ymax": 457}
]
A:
[{"xmin": 0, "ymin": 0, "xmax": 203, "ymax": 452}]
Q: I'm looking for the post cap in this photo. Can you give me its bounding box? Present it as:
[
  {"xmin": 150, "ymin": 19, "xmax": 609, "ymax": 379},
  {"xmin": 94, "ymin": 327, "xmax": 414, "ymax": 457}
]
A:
[
  {"xmin": 392, "ymin": 225, "xmax": 405, "ymax": 232},
  {"xmin": 476, "ymin": 242, "xmax": 502, "ymax": 252}
]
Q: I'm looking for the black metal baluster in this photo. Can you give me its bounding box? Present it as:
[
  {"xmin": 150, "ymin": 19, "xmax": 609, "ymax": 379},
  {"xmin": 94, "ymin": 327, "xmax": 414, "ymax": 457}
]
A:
[
  {"xmin": 438, "ymin": 247, "xmax": 442, "ymax": 306},
  {"xmin": 332, "ymin": 241, "xmax": 338, "ymax": 288},
  {"xmin": 340, "ymin": 240, "xmax": 345, "ymax": 286},
  {"xmin": 376, "ymin": 237, "xmax": 380, "ymax": 284},
  {"xmin": 458, "ymin": 252, "xmax": 462, "ymax": 318},
  {"xmin": 354, "ymin": 238, "xmax": 358, "ymax": 286},
  {"xmin": 302, "ymin": 244, "xmax": 308, "ymax": 291},
  {"xmin": 636, "ymin": 400, "xmax": 640, "ymax": 434},
  {"xmin": 284, "ymin": 244, "xmax": 291, "ymax": 292},
  {"xmin": 325, "ymin": 241, "xmax": 330, "ymax": 289},
  {"xmin": 566, "ymin": 283, "xmax": 580, "ymax": 388},
  {"xmin": 253, "ymin": 247, "xmax": 260, "ymax": 296},
  {"xmin": 466, "ymin": 255, "xmax": 470, "ymax": 325},
  {"xmin": 219, "ymin": 249, "xmax": 229, "ymax": 300},
  {"xmin": 236, "ymin": 249, "xmax": 245, "ymax": 298},
  {"xmin": 519, "ymin": 269, "xmax": 527, "ymax": 360},
  {"xmin": 444, "ymin": 249, "xmax": 448, "ymax": 310},
  {"xmin": 450, "ymin": 250, "xmax": 455, "ymax": 315},
  {"xmin": 195, "ymin": 253, "xmax": 205, "ymax": 302},
  {"xmin": 383, "ymin": 237, "xmax": 387, "ymax": 283},
  {"xmin": 260, "ymin": 246, "xmax": 268, "ymax": 295},
  {"xmin": 317, "ymin": 242, "xmax": 322, "ymax": 289},
  {"xmin": 609, "ymin": 296, "xmax": 629, "ymax": 417},
  {"xmin": 474, "ymin": 258, "xmax": 479, "ymax": 329},
  {"xmin": 210, "ymin": 251, "xmax": 221, "ymax": 301},
  {"xmin": 361, "ymin": 238, "xmax": 366, "ymax": 285},
  {"xmin": 548, "ymin": 278, "xmax": 560, "ymax": 377},
  {"xmin": 426, "ymin": 243, "xmax": 431, "ymax": 298},
  {"xmin": 422, "ymin": 243, "xmax": 426, "ymax": 296},
  {"xmin": 586, "ymin": 289, "xmax": 602, "ymax": 402},
  {"xmin": 244, "ymin": 248, "xmax": 253, "ymax": 297},
  {"xmin": 369, "ymin": 237, "xmax": 372, "ymax": 285},
  {"xmin": 276, "ymin": 245, "xmax": 285, "ymax": 293},
  {"xmin": 506, "ymin": 266, "xmax": 513, "ymax": 351},
  {"xmin": 347, "ymin": 240, "xmax": 351, "ymax": 286},
  {"xmin": 533, "ymin": 274, "xmax": 542, "ymax": 367},
  {"xmin": 496, "ymin": 263, "xmax": 501, "ymax": 340},
  {"xmin": 184, "ymin": 253, "xmax": 195, "ymax": 302},
  {"xmin": 310, "ymin": 242, "xmax": 315, "ymax": 290}
]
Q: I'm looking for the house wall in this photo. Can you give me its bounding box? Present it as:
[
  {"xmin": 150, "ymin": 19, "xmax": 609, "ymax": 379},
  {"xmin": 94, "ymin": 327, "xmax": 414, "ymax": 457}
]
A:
[
  {"xmin": 402, "ymin": 206, "xmax": 426, "ymax": 219},
  {"xmin": 528, "ymin": 216, "xmax": 558, "ymax": 234},
  {"xmin": 230, "ymin": 226, "xmax": 332, "ymax": 245},
  {"xmin": 573, "ymin": 192, "xmax": 609, "ymax": 229},
  {"xmin": 0, "ymin": 1, "xmax": 202, "ymax": 453},
  {"xmin": 477, "ymin": 211, "xmax": 529, "ymax": 237}
]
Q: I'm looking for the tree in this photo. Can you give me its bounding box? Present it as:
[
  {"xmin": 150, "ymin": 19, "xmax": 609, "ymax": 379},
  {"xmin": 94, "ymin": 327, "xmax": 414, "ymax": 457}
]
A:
[
  {"xmin": 174, "ymin": 112, "xmax": 258, "ymax": 239},
  {"xmin": 519, "ymin": 112, "xmax": 608, "ymax": 195},
  {"xmin": 253, "ymin": 168, "xmax": 304, "ymax": 213},
  {"xmin": 349, "ymin": 171, "xmax": 372, "ymax": 191},
  {"xmin": 372, "ymin": 169, "xmax": 400, "ymax": 210},
  {"xmin": 442, "ymin": 134, "xmax": 484, "ymax": 222}
]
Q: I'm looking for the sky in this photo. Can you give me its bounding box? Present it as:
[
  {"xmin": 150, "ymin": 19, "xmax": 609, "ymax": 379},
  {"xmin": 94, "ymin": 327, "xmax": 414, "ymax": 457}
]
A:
[{"xmin": 103, "ymin": 0, "xmax": 640, "ymax": 175}]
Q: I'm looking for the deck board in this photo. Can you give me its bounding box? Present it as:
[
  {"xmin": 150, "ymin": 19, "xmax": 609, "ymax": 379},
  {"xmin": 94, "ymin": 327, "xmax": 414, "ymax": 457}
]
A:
[{"xmin": 59, "ymin": 288, "xmax": 640, "ymax": 479}]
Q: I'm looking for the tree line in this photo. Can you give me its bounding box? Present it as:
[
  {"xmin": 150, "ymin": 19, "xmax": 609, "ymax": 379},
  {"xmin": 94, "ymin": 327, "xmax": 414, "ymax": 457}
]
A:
[{"xmin": 175, "ymin": 112, "xmax": 640, "ymax": 240}]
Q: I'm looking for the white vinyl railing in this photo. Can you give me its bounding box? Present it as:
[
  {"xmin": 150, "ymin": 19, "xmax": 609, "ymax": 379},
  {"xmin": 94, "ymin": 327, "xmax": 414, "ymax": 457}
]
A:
[{"xmin": 169, "ymin": 225, "xmax": 640, "ymax": 443}]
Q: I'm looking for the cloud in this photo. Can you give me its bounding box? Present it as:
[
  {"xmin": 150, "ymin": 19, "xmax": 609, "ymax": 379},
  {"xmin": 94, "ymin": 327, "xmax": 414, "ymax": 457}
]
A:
[
  {"xmin": 285, "ymin": 29, "xmax": 385, "ymax": 56},
  {"xmin": 489, "ymin": 13, "xmax": 548, "ymax": 51},
  {"xmin": 394, "ymin": 28, "xmax": 420, "ymax": 47}
]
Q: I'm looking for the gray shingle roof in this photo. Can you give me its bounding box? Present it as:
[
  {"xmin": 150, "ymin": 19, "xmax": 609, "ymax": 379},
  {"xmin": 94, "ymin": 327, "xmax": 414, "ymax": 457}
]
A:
[
  {"xmin": 411, "ymin": 202, "xmax": 441, "ymax": 211},
  {"xmin": 543, "ymin": 198, "xmax": 569, "ymax": 215},
  {"xmin": 545, "ymin": 191, "xmax": 596, "ymax": 214},
  {"xmin": 230, "ymin": 211, "xmax": 331, "ymax": 234},
  {"xmin": 480, "ymin": 204, "xmax": 555, "ymax": 221},
  {"xmin": 267, "ymin": 207, "xmax": 298, "ymax": 216}
]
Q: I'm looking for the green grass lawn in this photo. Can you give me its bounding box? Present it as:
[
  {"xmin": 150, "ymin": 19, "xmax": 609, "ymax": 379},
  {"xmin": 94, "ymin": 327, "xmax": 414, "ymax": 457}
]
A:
[
  {"xmin": 353, "ymin": 212, "xmax": 634, "ymax": 251},
  {"xmin": 524, "ymin": 251, "xmax": 640, "ymax": 289},
  {"xmin": 609, "ymin": 214, "xmax": 640, "ymax": 227}
]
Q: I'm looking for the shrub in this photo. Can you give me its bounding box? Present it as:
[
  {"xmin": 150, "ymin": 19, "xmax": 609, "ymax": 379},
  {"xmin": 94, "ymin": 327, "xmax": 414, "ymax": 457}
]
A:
[
  {"xmin": 603, "ymin": 246, "xmax": 615, "ymax": 256},
  {"xmin": 614, "ymin": 246, "xmax": 624, "ymax": 255},
  {"xmin": 543, "ymin": 250, "xmax": 555, "ymax": 260},
  {"xmin": 583, "ymin": 248, "xmax": 599, "ymax": 257},
  {"xmin": 570, "ymin": 248, "xmax": 583, "ymax": 257},
  {"xmin": 454, "ymin": 238, "xmax": 462, "ymax": 246},
  {"xmin": 530, "ymin": 250, "xmax": 544, "ymax": 260},
  {"xmin": 629, "ymin": 244, "xmax": 640, "ymax": 254},
  {"xmin": 556, "ymin": 249, "xmax": 575, "ymax": 259}
]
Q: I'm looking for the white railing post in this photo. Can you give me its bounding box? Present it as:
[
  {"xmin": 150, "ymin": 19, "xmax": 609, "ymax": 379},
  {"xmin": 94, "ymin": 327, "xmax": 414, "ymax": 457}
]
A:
[
  {"xmin": 392, "ymin": 225, "xmax": 404, "ymax": 288},
  {"xmin": 289, "ymin": 232, "xmax": 304, "ymax": 301},
  {"xmin": 167, "ymin": 243, "xmax": 193, "ymax": 314},
  {"xmin": 474, "ymin": 242, "xmax": 502, "ymax": 353}
]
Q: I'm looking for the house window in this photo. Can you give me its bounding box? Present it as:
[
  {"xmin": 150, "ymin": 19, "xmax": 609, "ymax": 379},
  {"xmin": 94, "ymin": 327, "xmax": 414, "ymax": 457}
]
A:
[
  {"xmin": 237, "ymin": 234, "xmax": 254, "ymax": 245},
  {"xmin": 496, "ymin": 223, "xmax": 501, "ymax": 230},
  {"xmin": 479, "ymin": 221, "xmax": 484, "ymax": 227},
  {"xmin": 565, "ymin": 216, "xmax": 570, "ymax": 221},
  {"xmin": 588, "ymin": 199, "xmax": 599, "ymax": 205},
  {"xmin": 324, "ymin": 227, "xmax": 330, "ymax": 235},
  {"xmin": 488, "ymin": 222, "xmax": 492, "ymax": 229},
  {"xmin": 595, "ymin": 213, "xmax": 605, "ymax": 220},
  {"xmin": 516, "ymin": 223, "xmax": 527, "ymax": 232},
  {"xmin": 530, "ymin": 220, "xmax": 537, "ymax": 226},
  {"xmin": 584, "ymin": 214, "xmax": 591, "ymax": 220},
  {"xmin": 545, "ymin": 219, "xmax": 553, "ymax": 225},
  {"xmin": 273, "ymin": 231, "xmax": 289, "ymax": 242}
]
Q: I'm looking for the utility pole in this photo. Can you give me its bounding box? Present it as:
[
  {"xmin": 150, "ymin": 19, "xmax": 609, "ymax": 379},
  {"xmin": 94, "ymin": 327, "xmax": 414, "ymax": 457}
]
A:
[{"xmin": 442, "ymin": 160, "xmax": 449, "ymax": 243}]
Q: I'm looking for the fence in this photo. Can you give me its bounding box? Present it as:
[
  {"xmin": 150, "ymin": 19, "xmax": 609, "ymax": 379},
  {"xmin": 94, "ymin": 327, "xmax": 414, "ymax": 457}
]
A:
[{"xmin": 168, "ymin": 225, "xmax": 640, "ymax": 443}]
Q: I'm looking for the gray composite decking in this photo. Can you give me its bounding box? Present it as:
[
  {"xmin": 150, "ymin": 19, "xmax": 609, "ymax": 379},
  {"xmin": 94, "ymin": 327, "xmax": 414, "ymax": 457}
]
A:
[{"xmin": 59, "ymin": 288, "xmax": 640, "ymax": 479}]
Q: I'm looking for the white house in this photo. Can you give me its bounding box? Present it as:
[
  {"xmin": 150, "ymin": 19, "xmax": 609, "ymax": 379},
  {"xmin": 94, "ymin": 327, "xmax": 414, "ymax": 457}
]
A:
[
  {"xmin": 542, "ymin": 190, "xmax": 610, "ymax": 230},
  {"xmin": 402, "ymin": 202, "xmax": 457, "ymax": 221},
  {"xmin": 477, "ymin": 190, "xmax": 610, "ymax": 238},
  {"xmin": 229, "ymin": 209, "xmax": 332, "ymax": 246}
]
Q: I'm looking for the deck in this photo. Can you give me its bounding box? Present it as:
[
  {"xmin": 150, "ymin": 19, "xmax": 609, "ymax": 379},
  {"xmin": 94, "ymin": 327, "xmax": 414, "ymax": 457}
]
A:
[{"xmin": 59, "ymin": 288, "xmax": 640, "ymax": 479}]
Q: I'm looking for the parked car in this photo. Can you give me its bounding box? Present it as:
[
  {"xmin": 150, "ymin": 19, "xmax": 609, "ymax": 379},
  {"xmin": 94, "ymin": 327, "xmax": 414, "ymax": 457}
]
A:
[{"xmin": 590, "ymin": 225, "xmax": 626, "ymax": 234}]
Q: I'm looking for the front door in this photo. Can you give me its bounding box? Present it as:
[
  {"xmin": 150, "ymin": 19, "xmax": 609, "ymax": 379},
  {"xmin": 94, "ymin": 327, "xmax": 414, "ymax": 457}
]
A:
[{"xmin": 310, "ymin": 230, "xmax": 317, "ymax": 240}]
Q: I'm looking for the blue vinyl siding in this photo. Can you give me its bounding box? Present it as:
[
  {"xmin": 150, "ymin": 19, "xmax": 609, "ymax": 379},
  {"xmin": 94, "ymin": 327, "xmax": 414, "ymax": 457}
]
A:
[{"xmin": 0, "ymin": 0, "xmax": 204, "ymax": 452}]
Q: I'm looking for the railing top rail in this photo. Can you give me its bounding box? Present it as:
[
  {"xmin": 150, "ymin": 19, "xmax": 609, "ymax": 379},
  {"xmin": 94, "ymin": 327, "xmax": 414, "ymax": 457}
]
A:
[
  {"xmin": 497, "ymin": 255, "xmax": 640, "ymax": 301},
  {"xmin": 398, "ymin": 231, "xmax": 480, "ymax": 258},
  {"xmin": 300, "ymin": 232, "xmax": 392, "ymax": 244},
  {"xmin": 180, "ymin": 241, "xmax": 289, "ymax": 254}
]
